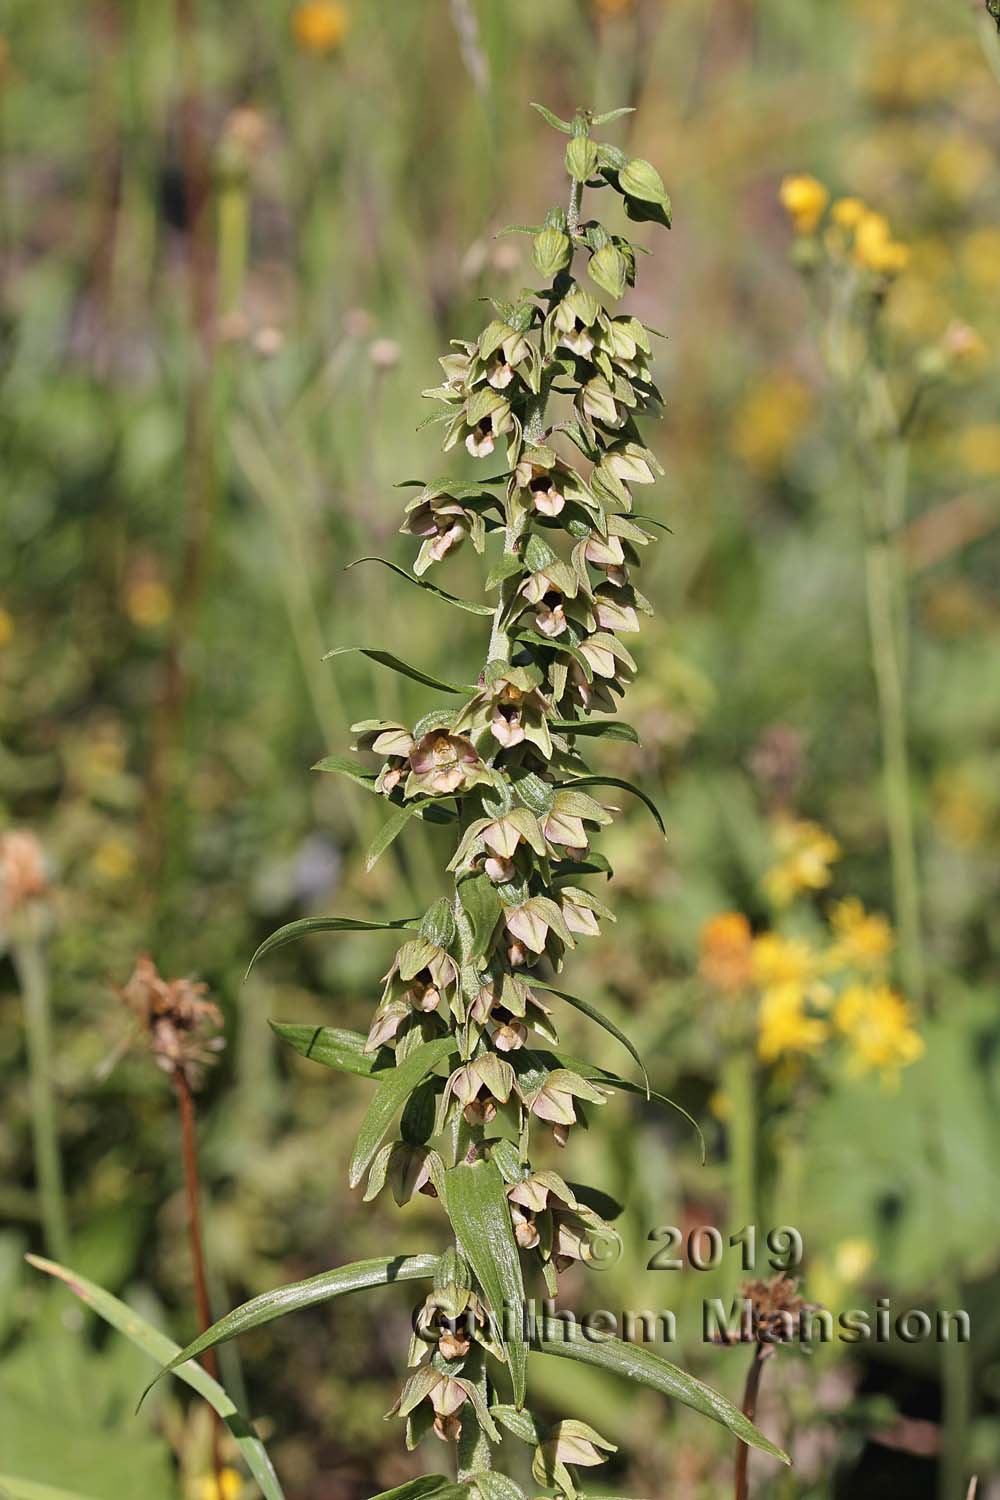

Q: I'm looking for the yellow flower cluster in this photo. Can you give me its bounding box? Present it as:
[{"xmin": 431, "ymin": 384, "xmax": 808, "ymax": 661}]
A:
[
  {"xmin": 700, "ymin": 818, "xmax": 923, "ymax": 1085},
  {"xmin": 780, "ymin": 175, "xmax": 910, "ymax": 275},
  {"xmin": 762, "ymin": 816, "xmax": 840, "ymax": 907}
]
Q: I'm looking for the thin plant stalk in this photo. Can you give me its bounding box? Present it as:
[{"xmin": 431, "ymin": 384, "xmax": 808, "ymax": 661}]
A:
[
  {"xmin": 723, "ymin": 1050, "xmax": 756, "ymax": 1234},
  {"xmin": 734, "ymin": 1345, "xmax": 767, "ymax": 1500},
  {"xmin": 14, "ymin": 940, "xmax": 70, "ymax": 1264},
  {"xmin": 173, "ymin": 1065, "xmax": 223, "ymax": 1484}
]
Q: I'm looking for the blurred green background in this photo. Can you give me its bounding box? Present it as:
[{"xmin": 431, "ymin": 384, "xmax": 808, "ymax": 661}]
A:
[{"xmin": 1, "ymin": 0, "xmax": 999, "ymax": 1496}]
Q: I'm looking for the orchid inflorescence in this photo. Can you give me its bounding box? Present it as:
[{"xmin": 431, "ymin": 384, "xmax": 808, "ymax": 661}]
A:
[{"xmin": 151, "ymin": 104, "xmax": 787, "ymax": 1498}]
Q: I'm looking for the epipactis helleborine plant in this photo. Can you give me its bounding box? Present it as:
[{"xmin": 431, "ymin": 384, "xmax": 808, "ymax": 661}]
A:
[{"xmin": 155, "ymin": 104, "xmax": 789, "ymax": 1496}]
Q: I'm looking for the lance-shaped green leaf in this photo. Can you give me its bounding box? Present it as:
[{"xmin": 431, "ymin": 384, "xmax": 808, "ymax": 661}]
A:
[
  {"xmin": 549, "ymin": 1049, "xmax": 705, "ymax": 1163},
  {"xmin": 529, "ymin": 101, "xmax": 573, "ymax": 133},
  {"xmin": 527, "ymin": 978, "xmax": 648, "ymax": 1095},
  {"xmin": 551, "ymin": 719, "xmax": 640, "ymax": 745},
  {"xmin": 143, "ymin": 1254, "xmax": 438, "ymax": 1399},
  {"xmin": 324, "ymin": 646, "xmax": 474, "ymax": 695},
  {"xmin": 350, "ymin": 1037, "xmax": 458, "ymax": 1188},
  {"xmin": 369, "ymin": 1480, "xmax": 460, "ymax": 1500},
  {"xmin": 25, "ymin": 1255, "xmax": 286, "ymax": 1500},
  {"xmin": 533, "ymin": 1329, "xmax": 788, "ymax": 1463},
  {"xmin": 366, "ymin": 802, "xmax": 425, "ymax": 873},
  {"xmin": 445, "ymin": 1158, "xmax": 527, "ymax": 1407},
  {"xmin": 556, "ymin": 775, "xmax": 666, "ymax": 837},
  {"xmin": 269, "ymin": 1022, "xmax": 385, "ymax": 1078},
  {"xmin": 347, "ymin": 558, "xmax": 493, "ymax": 616},
  {"xmin": 471, "ymin": 1474, "xmax": 526, "ymax": 1500},
  {"xmin": 247, "ymin": 915, "xmax": 419, "ymax": 976},
  {"xmin": 311, "ymin": 758, "xmax": 457, "ymax": 825}
]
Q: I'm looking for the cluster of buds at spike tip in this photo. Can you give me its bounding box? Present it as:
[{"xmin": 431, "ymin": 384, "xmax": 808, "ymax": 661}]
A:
[{"xmin": 308, "ymin": 105, "xmax": 670, "ymax": 1477}]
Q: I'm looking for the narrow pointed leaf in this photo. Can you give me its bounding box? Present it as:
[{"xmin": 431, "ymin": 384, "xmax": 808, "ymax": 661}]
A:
[
  {"xmin": 247, "ymin": 915, "xmax": 419, "ymax": 976},
  {"xmin": 445, "ymin": 1159, "xmax": 527, "ymax": 1407},
  {"xmin": 144, "ymin": 1254, "xmax": 438, "ymax": 1397},
  {"xmin": 556, "ymin": 776, "xmax": 666, "ymax": 837},
  {"xmin": 527, "ymin": 978, "xmax": 648, "ymax": 1094},
  {"xmin": 369, "ymin": 1480, "xmax": 457, "ymax": 1500},
  {"xmin": 551, "ymin": 720, "xmax": 640, "ymax": 745},
  {"xmin": 366, "ymin": 803, "xmax": 424, "ymax": 872},
  {"xmin": 550, "ymin": 1051, "xmax": 705, "ymax": 1163},
  {"xmin": 311, "ymin": 760, "xmax": 457, "ymax": 825},
  {"xmin": 350, "ymin": 1038, "xmax": 458, "ymax": 1188},
  {"xmin": 324, "ymin": 646, "xmax": 473, "ymax": 695},
  {"xmin": 25, "ymin": 1255, "xmax": 285, "ymax": 1500},
  {"xmin": 348, "ymin": 558, "xmax": 493, "ymax": 616},
  {"xmin": 533, "ymin": 1328, "xmax": 788, "ymax": 1464},
  {"xmin": 529, "ymin": 102, "xmax": 572, "ymax": 133},
  {"xmin": 269, "ymin": 1022, "xmax": 384, "ymax": 1078},
  {"xmin": 591, "ymin": 107, "xmax": 636, "ymax": 126}
]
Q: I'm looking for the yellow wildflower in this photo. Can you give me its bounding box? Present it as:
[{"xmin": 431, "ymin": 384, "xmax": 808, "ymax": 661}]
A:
[
  {"xmin": 834, "ymin": 1237, "xmax": 875, "ymax": 1283},
  {"xmin": 834, "ymin": 983, "xmax": 923, "ymax": 1082},
  {"xmin": 853, "ymin": 211, "xmax": 909, "ymax": 275},
  {"xmin": 699, "ymin": 911, "xmax": 753, "ymax": 994},
  {"xmin": 757, "ymin": 983, "xmax": 827, "ymax": 1062},
  {"xmin": 0, "ymin": 606, "xmax": 13, "ymax": 647},
  {"xmin": 708, "ymin": 1088, "xmax": 732, "ymax": 1121},
  {"xmin": 291, "ymin": 1, "xmax": 349, "ymax": 54},
  {"xmin": 730, "ymin": 375, "xmax": 812, "ymax": 476},
  {"xmin": 194, "ymin": 1469, "xmax": 243, "ymax": 1500},
  {"xmin": 779, "ymin": 175, "xmax": 828, "ymax": 235},
  {"xmin": 827, "ymin": 897, "xmax": 893, "ymax": 971},
  {"xmin": 751, "ymin": 931, "xmax": 818, "ymax": 991},
  {"xmin": 831, "ymin": 196, "xmax": 866, "ymax": 228},
  {"xmin": 762, "ymin": 817, "xmax": 840, "ymax": 907}
]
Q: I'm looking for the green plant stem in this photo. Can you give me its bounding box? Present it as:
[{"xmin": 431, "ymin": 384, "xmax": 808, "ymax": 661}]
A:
[
  {"xmin": 723, "ymin": 1049, "xmax": 756, "ymax": 1233},
  {"xmin": 940, "ymin": 1268, "xmax": 971, "ymax": 1500},
  {"xmin": 14, "ymin": 940, "xmax": 70, "ymax": 1264},
  {"xmin": 861, "ymin": 434, "xmax": 924, "ymax": 1005},
  {"xmin": 456, "ymin": 1342, "xmax": 492, "ymax": 1480}
]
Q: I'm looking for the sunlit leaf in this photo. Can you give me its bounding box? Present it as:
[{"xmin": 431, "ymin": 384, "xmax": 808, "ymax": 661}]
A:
[
  {"xmin": 350, "ymin": 1038, "xmax": 457, "ymax": 1188},
  {"xmin": 347, "ymin": 558, "xmax": 493, "ymax": 616},
  {"xmin": 144, "ymin": 1255, "xmax": 438, "ymax": 1398},
  {"xmin": 246, "ymin": 915, "xmax": 419, "ymax": 976},
  {"xmin": 445, "ymin": 1159, "xmax": 527, "ymax": 1407},
  {"xmin": 533, "ymin": 1329, "xmax": 788, "ymax": 1463},
  {"xmin": 25, "ymin": 1256, "xmax": 285, "ymax": 1500},
  {"xmin": 323, "ymin": 646, "xmax": 474, "ymax": 695}
]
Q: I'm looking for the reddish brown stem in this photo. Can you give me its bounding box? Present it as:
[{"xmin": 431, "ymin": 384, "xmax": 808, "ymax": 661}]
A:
[
  {"xmin": 735, "ymin": 1345, "xmax": 767, "ymax": 1500},
  {"xmin": 173, "ymin": 1066, "xmax": 223, "ymax": 1486}
]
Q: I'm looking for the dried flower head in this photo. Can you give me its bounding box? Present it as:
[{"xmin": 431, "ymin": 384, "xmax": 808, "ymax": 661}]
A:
[
  {"xmin": 120, "ymin": 955, "xmax": 223, "ymax": 1088},
  {"xmin": 714, "ymin": 1275, "xmax": 819, "ymax": 1349}
]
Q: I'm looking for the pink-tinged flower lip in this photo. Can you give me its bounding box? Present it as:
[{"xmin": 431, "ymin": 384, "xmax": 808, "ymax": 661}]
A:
[
  {"xmin": 409, "ymin": 732, "xmax": 480, "ymax": 793},
  {"xmin": 535, "ymin": 599, "xmax": 567, "ymax": 638}
]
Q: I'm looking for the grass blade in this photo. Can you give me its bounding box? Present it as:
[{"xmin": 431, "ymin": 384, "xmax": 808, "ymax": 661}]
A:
[{"xmin": 25, "ymin": 1255, "xmax": 285, "ymax": 1500}]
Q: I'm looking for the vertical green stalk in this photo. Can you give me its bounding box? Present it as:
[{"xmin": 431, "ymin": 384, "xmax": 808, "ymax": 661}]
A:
[
  {"xmin": 860, "ymin": 376, "xmax": 924, "ymax": 1006},
  {"xmin": 14, "ymin": 941, "xmax": 70, "ymax": 1263},
  {"xmin": 723, "ymin": 1050, "xmax": 756, "ymax": 1232},
  {"xmin": 940, "ymin": 1269, "xmax": 971, "ymax": 1500}
]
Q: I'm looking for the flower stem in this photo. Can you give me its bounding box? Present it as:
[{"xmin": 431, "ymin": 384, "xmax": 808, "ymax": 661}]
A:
[
  {"xmin": 940, "ymin": 1269, "xmax": 971, "ymax": 1500},
  {"xmin": 723, "ymin": 1050, "xmax": 756, "ymax": 1232},
  {"xmin": 861, "ymin": 434, "xmax": 925, "ymax": 1005},
  {"xmin": 173, "ymin": 1065, "xmax": 223, "ymax": 1484},
  {"xmin": 734, "ymin": 1344, "xmax": 767, "ymax": 1500},
  {"xmin": 15, "ymin": 940, "xmax": 70, "ymax": 1264}
]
